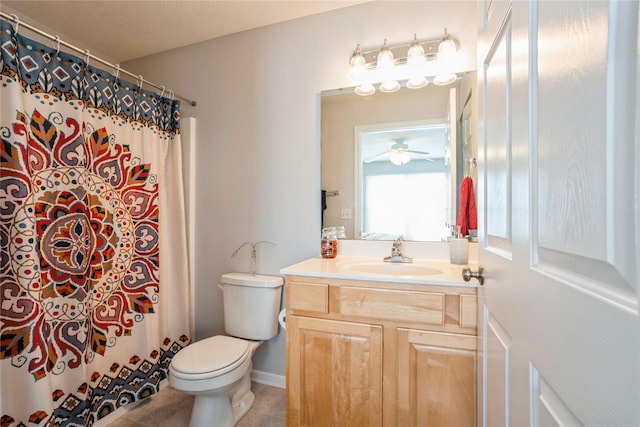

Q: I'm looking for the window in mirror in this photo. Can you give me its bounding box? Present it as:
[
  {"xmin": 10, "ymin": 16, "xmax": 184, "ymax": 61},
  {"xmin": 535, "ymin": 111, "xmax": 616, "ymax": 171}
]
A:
[
  {"xmin": 356, "ymin": 122, "xmax": 450, "ymax": 241},
  {"xmin": 364, "ymin": 173, "xmax": 446, "ymax": 240}
]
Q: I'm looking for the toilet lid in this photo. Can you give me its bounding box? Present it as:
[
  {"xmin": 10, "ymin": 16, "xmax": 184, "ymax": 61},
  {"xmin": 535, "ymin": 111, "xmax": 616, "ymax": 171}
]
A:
[{"xmin": 170, "ymin": 335, "xmax": 250, "ymax": 377}]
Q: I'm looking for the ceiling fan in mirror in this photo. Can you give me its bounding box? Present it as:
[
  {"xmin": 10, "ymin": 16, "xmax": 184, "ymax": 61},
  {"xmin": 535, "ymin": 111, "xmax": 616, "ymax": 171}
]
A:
[{"xmin": 364, "ymin": 138, "xmax": 433, "ymax": 165}]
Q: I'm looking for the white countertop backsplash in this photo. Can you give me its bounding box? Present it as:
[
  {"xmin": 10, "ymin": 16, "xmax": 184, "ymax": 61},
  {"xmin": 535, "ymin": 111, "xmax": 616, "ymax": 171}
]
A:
[{"xmin": 336, "ymin": 240, "xmax": 478, "ymax": 262}]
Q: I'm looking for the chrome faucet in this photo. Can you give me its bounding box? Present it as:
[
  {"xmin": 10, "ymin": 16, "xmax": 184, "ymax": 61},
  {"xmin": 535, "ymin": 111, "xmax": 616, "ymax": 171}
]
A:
[{"xmin": 384, "ymin": 236, "xmax": 413, "ymax": 263}]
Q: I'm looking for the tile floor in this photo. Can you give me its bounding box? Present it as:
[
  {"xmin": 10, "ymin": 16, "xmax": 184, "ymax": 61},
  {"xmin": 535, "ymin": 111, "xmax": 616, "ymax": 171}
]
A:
[{"xmin": 107, "ymin": 383, "xmax": 286, "ymax": 427}]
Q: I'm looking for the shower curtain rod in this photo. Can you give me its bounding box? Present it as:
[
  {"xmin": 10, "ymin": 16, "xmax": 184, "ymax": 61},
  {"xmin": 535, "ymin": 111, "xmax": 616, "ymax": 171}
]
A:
[{"xmin": 1, "ymin": 11, "xmax": 197, "ymax": 107}]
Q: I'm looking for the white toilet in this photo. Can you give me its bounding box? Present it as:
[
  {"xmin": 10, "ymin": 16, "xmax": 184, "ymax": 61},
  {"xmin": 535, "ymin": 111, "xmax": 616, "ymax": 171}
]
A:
[{"xmin": 169, "ymin": 273, "xmax": 284, "ymax": 427}]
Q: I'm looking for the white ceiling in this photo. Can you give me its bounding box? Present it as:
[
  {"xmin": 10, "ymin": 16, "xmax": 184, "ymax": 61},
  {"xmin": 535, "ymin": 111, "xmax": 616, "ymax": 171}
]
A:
[{"xmin": 1, "ymin": 0, "xmax": 368, "ymax": 63}]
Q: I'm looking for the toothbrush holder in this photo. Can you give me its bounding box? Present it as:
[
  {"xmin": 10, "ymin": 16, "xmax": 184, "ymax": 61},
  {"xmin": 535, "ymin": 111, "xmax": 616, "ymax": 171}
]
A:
[{"xmin": 449, "ymin": 237, "xmax": 469, "ymax": 265}]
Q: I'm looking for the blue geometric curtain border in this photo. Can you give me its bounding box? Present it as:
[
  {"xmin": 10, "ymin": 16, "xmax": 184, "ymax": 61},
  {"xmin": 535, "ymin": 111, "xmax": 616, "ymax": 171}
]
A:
[{"xmin": 0, "ymin": 19, "xmax": 180, "ymax": 134}]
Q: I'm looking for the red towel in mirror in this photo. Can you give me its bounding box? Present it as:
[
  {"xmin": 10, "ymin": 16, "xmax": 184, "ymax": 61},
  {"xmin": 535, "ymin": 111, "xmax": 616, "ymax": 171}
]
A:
[{"xmin": 457, "ymin": 176, "xmax": 477, "ymax": 237}]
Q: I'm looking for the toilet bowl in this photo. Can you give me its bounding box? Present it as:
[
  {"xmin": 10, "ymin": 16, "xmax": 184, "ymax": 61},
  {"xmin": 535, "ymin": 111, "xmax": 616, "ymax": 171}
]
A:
[
  {"xmin": 169, "ymin": 336, "xmax": 261, "ymax": 426},
  {"xmin": 169, "ymin": 273, "xmax": 284, "ymax": 427}
]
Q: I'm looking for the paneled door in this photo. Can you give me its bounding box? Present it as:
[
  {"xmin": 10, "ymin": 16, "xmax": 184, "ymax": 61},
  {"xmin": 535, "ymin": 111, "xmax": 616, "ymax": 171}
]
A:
[
  {"xmin": 477, "ymin": 1, "xmax": 640, "ymax": 425},
  {"xmin": 396, "ymin": 329, "xmax": 476, "ymax": 426},
  {"xmin": 286, "ymin": 315, "xmax": 383, "ymax": 427}
]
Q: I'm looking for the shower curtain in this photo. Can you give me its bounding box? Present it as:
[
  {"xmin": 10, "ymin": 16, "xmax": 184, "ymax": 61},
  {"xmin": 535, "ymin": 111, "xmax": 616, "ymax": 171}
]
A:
[{"xmin": 0, "ymin": 19, "xmax": 191, "ymax": 425}]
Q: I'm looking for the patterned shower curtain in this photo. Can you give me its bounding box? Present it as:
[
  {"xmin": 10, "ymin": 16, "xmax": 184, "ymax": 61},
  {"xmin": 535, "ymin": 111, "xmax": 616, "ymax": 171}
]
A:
[{"xmin": 0, "ymin": 19, "xmax": 191, "ymax": 425}]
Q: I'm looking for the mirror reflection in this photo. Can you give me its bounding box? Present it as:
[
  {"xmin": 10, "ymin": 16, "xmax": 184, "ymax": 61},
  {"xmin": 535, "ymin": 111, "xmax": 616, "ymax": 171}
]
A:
[
  {"xmin": 356, "ymin": 121, "xmax": 449, "ymax": 241},
  {"xmin": 321, "ymin": 71, "xmax": 476, "ymax": 242}
]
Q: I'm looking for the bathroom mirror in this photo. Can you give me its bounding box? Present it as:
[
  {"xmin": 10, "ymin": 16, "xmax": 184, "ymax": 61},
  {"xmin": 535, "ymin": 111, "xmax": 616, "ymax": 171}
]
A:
[{"xmin": 321, "ymin": 71, "xmax": 477, "ymax": 241}]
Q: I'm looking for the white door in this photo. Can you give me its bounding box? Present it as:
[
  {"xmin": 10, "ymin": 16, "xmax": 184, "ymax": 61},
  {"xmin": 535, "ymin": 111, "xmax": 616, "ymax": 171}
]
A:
[{"xmin": 477, "ymin": 1, "xmax": 640, "ymax": 426}]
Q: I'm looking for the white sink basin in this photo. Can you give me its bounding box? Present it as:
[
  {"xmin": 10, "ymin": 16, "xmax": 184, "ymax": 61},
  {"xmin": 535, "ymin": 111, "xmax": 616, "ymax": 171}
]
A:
[{"xmin": 347, "ymin": 262, "xmax": 443, "ymax": 276}]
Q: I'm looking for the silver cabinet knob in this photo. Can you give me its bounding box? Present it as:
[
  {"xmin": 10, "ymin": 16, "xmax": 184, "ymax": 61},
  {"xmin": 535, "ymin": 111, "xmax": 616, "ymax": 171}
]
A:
[{"xmin": 462, "ymin": 265, "xmax": 484, "ymax": 285}]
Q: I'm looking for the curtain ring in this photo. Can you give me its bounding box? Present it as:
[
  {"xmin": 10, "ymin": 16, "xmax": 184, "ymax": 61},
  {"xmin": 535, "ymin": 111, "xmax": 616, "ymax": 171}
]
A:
[
  {"xmin": 83, "ymin": 49, "xmax": 90, "ymax": 67},
  {"xmin": 114, "ymin": 64, "xmax": 120, "ymax": 80},
  {"xmin": 54, "ymin": 35, "xmax": 61, "ymax": 55},
  {"xmin": 10, "ymin": 14, "xmax": 19, "ymax": 34},
  {"xmin": 160, "ymin": 86, "xmax": 165, "ymax": 98},
  {"xmin": 137, "ymin": 75, "xmax": 144, "ymax": 90}
]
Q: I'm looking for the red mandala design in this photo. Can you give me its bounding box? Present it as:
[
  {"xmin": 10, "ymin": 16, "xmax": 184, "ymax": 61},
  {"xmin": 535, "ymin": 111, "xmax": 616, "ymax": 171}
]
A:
[{"xmin": 1, "ymin": 109, "xmax": 159, "ymax": 379}]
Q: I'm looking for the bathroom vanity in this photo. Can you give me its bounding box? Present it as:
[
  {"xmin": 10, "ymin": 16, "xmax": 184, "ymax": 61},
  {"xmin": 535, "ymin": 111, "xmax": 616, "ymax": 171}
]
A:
[{"xmin": 281, "ymin": 257, "xmax": 478, "ymax": 427}]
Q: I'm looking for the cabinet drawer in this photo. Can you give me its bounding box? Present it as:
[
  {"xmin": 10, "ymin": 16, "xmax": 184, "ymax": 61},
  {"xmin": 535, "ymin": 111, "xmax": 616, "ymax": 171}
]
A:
[
  {"xmin": 287, "ymin": 281, "xmax": 328, "ymax": 314},
  {"xmin": 339, "ymin": 287, "xmax": 444, "ymax": 325}
]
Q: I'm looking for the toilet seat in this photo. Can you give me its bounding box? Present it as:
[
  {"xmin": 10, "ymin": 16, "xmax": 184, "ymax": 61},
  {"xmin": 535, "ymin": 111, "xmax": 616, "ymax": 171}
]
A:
[{"xmin": 170, "ymin": 335, "xmax": 250, "ymax": 381}]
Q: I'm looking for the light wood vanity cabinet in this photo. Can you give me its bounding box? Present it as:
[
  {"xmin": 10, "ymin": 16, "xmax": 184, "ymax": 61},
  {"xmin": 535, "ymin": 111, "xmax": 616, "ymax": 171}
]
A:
[{"xmin": 285, "ymin": 275, "xmax": 477, "ymax": 427}]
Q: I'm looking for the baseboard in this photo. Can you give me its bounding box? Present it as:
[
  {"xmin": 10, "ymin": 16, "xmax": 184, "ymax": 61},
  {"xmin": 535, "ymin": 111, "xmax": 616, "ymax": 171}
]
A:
[{"xmin": 251, "ymin": 369, "xmax": 286, "ymax": 389}]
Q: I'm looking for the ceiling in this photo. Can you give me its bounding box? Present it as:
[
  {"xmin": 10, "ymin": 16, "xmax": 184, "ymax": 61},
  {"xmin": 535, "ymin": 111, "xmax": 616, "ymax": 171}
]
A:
[{"xmin": 1, "ymin": 0, "xmax": 368, "ymax": 63}]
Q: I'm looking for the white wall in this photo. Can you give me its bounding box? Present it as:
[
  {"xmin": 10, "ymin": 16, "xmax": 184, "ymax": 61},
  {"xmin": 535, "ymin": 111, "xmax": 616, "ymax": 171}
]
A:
[{"xmin": 123, "ymin": 1, "xmax": 477, "ymax": 378}]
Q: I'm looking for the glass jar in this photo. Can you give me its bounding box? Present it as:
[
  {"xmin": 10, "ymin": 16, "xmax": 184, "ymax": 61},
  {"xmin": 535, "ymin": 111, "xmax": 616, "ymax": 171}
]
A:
[{"xmin": 321, "ymin": 227, "xmax": 337, "ymax": 259}]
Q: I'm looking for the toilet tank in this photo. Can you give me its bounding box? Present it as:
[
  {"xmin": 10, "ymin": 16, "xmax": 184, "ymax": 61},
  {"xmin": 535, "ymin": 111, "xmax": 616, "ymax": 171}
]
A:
[{"xmin": 220, "ymin": 273, "xmax": 284, "ymax": 340}]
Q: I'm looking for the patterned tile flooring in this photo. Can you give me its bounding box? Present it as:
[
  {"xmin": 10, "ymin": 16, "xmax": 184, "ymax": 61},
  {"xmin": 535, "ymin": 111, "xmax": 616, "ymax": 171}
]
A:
[{"xmin": 107, "ymin": 383, "xmax": 286, "ymax": 427}]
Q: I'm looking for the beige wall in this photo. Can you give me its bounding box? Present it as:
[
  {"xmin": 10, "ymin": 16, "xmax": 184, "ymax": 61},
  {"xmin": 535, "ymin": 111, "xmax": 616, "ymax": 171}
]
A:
[{"xmin": 118, "ymin": 1, "xmax": 478, "ymax": 379}]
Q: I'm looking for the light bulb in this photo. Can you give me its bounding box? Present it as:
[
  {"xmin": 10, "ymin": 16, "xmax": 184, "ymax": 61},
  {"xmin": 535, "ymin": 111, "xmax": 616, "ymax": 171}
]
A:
[
  {"xmin": 390, "ymin": 150, "xmax": 411, "ymax": 165},
  {"xmin": 438, "ymin": 38, "xmax": 456, "ymax": 58},
  {"xmin": 379, "ymin": 80, "xmax": 400, "ymax": 93},
  {"xmin": 350, "ymin": 43, "xmax": 375, "ymax": 95},
  {"xmin": 376, "ymin": 39, "xmax": 395, "ymax": 70},
  {"xmin": 433, "ymin": 72, "xmax": 457, "ymax": 86},
  {"xmin": 375, "ymin": 39, "xmax": 398, "ymax": 92},
  {"xmin": 349, "ymin": 44, "xmax": 367, "ymax": 79},
  {"xmin": 355, "ymin": 83, "xmax": 375, "ymax": 96},
  {"xmin": 407, "ymin": 34, "xmax": 425, "ymax": 66},
  {"xmin": 405, "ymin": 34, "xmax": 428, "ymax": 89},
  {"xmin": 406, "ymin": 76, "xmax": 428, "ymax": 89},
  {"xmin": 434, "ymin": 29, "xmax": 458, "ymax": 86},
  {"xmin": 438, "ymin": 29, "xmax": 457, "ymax": 61}
]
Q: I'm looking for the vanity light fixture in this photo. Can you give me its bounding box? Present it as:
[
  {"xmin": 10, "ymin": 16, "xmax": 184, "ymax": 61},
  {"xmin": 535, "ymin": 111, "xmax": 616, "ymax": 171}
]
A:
[{"xmin": 348, "ymin": 29, "xmax": 460, "ymax": 96}]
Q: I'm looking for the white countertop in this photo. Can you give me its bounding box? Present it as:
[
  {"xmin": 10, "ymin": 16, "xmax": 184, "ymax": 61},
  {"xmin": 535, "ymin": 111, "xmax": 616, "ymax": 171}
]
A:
[{"xmin": 279, "ymin": 256, "xmax": 478, "ymax": 287}]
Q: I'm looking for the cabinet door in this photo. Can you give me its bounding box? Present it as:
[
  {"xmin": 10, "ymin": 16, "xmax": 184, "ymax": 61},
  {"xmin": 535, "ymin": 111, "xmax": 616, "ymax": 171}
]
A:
[
  {"xmin": 397, "ymin": 329, "xmax": 476, "ymax": 426},
  {"xmin": 286, "ymin": 315, "xmax": 383, "ymax": 427}
]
